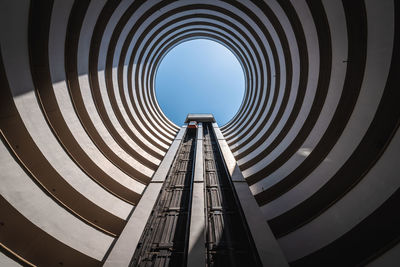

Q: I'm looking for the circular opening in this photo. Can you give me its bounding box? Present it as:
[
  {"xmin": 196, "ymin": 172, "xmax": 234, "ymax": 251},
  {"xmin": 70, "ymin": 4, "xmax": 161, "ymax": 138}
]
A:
[{"xmin": 155, "ymin": 39, "xmax": 245, "ymax": 126}]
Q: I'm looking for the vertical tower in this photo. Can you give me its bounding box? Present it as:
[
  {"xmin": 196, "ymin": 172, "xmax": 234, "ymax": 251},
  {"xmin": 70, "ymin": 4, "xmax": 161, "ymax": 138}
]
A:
[{"xmin": 105, "ymin": 114, "xmax": 288, "ymax": 266}]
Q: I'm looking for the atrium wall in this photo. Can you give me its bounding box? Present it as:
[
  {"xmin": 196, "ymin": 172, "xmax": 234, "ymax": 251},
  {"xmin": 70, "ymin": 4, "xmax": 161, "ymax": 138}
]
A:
[{"xmin": 0, "ymin": 0, "xmax": 399, "ymax": 266}]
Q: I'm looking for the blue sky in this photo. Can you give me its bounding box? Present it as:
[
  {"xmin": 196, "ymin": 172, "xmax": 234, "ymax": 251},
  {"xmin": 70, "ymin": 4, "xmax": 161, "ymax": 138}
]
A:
[{"xmin": 155, "ymin": 39, "xmax": 245, "ymax": 126}]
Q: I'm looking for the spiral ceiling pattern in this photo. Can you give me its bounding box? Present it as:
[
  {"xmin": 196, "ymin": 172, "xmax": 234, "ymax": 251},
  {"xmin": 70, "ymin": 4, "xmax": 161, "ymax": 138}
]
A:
[{"xmin": 0, "ymin": 0, "xmax": 399, "ymax": 266}]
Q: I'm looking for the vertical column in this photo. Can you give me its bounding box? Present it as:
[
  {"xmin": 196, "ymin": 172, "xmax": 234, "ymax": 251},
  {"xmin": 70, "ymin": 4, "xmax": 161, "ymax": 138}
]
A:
[
  {"xmin": 104, "ymin": 126, "xmax": 187, "ymax": 267},
  {"xmin": 212, "ymin": 123, "xmax": 289, "ymax": 267},
  {"xmin": 187, "ymin": 122, "xmax": 206, "ymax": 267}
]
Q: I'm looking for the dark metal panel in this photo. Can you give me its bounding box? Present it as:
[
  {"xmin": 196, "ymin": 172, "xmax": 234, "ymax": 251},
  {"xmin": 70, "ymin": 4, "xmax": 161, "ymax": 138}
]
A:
[
  {"xmin": 131, "ymin": 129, "xmax": 196, "ymax": 266},
  {"xmin": 203, "ymin": 123, "xmax": 262, "ymax": 267}
]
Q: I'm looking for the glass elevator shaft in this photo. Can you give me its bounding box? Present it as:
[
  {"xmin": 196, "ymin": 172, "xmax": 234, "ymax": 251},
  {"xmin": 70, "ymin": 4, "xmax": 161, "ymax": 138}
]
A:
[
  {"xmin": 131, "ymin": 129, "xmax": 196, "ymax": 266},
  {"xmin": 131, "ymin": 123, "xmax": 261, "ymax": 266},
  {"xmin": 203, "ymin": 123, "xmax": 261, "ymax": 267}
]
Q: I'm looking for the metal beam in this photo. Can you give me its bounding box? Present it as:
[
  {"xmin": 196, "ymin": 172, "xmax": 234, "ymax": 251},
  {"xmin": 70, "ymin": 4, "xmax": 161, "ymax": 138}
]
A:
[{"xmin": 187, "ymin": 123, "xmax": 206, "ymax": 267}]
